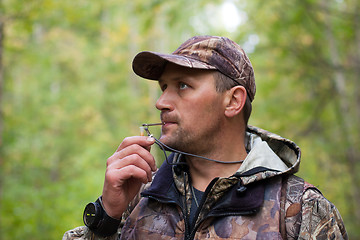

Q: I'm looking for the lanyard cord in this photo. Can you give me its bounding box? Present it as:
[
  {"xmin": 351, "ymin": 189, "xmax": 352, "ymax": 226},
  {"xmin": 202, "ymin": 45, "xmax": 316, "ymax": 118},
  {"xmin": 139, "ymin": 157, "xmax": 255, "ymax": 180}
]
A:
[{"xmin": 142, "ymin": 123, "xmax": 244, "ymax": 165}]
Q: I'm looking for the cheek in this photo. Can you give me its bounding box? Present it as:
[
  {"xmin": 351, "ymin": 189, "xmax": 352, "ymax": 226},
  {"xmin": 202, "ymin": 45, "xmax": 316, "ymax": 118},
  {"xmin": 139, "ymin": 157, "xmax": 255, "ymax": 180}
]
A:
[
  {"xmin": 204, "ymin": 94, "xmax": 224, "ymax": 113},
  {"xmin": 187, "ymin": 96, "xmax": 223, "ymax": 121}
]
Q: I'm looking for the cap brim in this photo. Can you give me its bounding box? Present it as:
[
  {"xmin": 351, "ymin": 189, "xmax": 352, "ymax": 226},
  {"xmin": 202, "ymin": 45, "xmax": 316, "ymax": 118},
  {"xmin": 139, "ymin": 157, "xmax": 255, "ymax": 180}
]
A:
[{"xmin": 132, "ymin": 51, "xmax": 216, "ymax": 80}]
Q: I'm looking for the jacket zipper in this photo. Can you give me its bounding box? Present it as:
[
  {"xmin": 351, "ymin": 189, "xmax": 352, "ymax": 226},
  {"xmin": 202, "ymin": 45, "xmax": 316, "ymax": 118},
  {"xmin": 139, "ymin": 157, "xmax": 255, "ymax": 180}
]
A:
[
  {"xmin": 186, "ymin": 209, "xmax": 258, "ymax": 240},
  {"xmin": 185, "ymin": 178, "xmax": 259, "ymax": 240},
  {"xmin": 185, "ymin": 178, "xmax": 218, "ymax": 240},
  {"xmin": 145, "ymin": 195, "xmax": 190, "ymax": 239},
  {"xmin": 145, "ymin": 179, "xmax": 258, "ymax": 240}
]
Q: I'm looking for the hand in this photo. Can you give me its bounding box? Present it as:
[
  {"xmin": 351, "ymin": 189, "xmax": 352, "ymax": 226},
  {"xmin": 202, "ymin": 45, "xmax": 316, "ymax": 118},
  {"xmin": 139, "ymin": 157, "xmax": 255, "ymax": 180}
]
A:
[{"xmin": 101, "ymin": 136, "xmax": 157, "ymax": 219}]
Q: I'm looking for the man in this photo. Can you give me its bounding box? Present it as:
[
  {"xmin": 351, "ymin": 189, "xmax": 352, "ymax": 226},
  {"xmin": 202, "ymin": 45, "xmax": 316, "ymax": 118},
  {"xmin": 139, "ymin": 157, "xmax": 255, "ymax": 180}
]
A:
[{"xmin": 63, "ymin": 36, "xmax": 347, "ymax": 239}]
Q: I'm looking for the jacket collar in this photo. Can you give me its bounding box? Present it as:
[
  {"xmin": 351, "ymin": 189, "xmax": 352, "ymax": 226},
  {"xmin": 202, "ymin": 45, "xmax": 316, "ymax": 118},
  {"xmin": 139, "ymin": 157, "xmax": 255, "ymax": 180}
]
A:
[
  {"xmin": 142, "ymin": 125, "xmax": 299, "ymax": 214},
  {"xmin": 141, "ymin": 153, "xmax": 176, "ymax": 201},
  {"xmin": 141, "ymin": 153, "xmax": 264, "ymax": 215},
  {"xmin": 238, "ymin": 126, "xmax": 301, "ymax": 185}
]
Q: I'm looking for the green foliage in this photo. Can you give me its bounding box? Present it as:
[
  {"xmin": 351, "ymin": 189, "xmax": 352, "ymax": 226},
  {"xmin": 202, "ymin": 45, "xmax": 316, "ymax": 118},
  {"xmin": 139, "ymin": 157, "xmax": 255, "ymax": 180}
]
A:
[
  {"xmin": 245, "ymin": 0, "xmax": 360, "ymax": 237},
  {"xmin": 0, "ymin": 0, "xmax": 358, "ymax": 239}
]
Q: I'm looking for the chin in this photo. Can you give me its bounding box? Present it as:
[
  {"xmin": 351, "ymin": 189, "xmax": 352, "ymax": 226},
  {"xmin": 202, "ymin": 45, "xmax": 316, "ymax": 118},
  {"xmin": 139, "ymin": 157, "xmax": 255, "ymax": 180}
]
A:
[
  {"xmin": 159, "ymin": 135, "xmax": 180, "ymax": 150},
  {"xmin": 159, "ymin": 135, "xmax": 173, "ymax": 146}
]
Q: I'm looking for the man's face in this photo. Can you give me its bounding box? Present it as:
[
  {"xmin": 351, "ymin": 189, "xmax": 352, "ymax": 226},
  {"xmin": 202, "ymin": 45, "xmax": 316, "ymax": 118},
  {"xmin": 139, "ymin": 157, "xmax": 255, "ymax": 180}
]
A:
[{"xmin": 156, "ymin": 63, "xmax": 226, "ymax": 155}]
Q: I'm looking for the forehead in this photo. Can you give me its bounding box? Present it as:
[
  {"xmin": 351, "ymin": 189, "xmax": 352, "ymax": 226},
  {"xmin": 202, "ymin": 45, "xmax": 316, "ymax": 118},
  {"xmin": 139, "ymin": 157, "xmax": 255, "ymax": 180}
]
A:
[{"xmin": 159, "ymin": 63, "xmax": 216, "ymax": 83}]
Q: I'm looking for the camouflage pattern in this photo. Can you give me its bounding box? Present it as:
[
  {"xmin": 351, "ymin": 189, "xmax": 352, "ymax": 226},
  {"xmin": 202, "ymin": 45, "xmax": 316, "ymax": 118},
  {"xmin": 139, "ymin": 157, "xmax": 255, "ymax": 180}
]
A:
[
  {"xmin": 63, "ymin": 126, "xmax": 348, "ymax": 240},
  {"xmin": 121, "ymin": 175, "xmax": 283, "ymax": 239},
  {"xmin": 132, "ymin": 35, "xmax": 256, "ymax": 102},
  {"xmin": 298, "ymin": 188, "xmax": 348, "ymax": 239},
  {"xmin": 282, "ymin": 176, "xmax": 348, "ymax": 239},
  {"xmin": 62, "ymin": 226, "xmax": 118, "ymax": 240}
]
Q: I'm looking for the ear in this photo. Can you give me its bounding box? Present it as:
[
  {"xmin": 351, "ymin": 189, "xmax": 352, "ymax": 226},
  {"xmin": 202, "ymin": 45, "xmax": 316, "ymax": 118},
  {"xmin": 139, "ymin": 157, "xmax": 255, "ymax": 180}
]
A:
[{"xmin": 224, "ymin": 86, "xmax": 247, "ymax": 118}]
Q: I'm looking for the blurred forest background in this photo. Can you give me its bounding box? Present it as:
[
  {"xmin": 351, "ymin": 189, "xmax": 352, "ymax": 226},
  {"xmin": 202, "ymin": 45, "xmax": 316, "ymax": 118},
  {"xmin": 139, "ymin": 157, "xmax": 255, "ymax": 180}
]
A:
[{"xmin": 0, "ymin": 0, "xmax": 359, "ymax": 239}]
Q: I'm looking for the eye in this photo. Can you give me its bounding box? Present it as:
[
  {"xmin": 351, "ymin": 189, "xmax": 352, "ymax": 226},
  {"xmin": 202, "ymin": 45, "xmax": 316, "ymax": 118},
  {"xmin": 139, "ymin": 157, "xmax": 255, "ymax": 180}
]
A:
[
  {"xmin": 179, "ymin": 82, "xmax": 189, "ymax": 90},
  {"xmin": 160, "ymin": 84, "xmax": 167, "ymax": 92}
]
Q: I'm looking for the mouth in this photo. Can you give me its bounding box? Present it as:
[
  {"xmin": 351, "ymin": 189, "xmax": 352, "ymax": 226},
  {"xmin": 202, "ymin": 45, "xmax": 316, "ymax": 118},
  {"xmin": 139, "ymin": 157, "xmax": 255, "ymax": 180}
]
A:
[
  {"xmin": 162, "ymin": 121, "xmax": 177, "ymax": 127},
  {"xmin": 160, "ymin": 111, "xmax": 179, "ymax": 131},
  {"xmin": 161, "ymin": 114, "xmax": 177, "ymax": 126}
]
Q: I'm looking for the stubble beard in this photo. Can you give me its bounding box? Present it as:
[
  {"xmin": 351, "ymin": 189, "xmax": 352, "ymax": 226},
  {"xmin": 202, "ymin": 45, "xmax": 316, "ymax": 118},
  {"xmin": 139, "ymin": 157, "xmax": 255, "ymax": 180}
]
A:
[{"xmin": 159, "ymin": 118, "xmax": 223, "ymax": 156}]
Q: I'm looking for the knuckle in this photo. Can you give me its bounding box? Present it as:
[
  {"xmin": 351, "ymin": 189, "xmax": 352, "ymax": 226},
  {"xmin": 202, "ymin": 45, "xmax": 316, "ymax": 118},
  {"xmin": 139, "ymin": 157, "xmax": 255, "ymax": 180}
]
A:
[
  {"xmin": 121, "ymin": 136, "xmax": 136, "ymax": 146},
  {"xmin": 127, "ymin": 153, "xmax": 141, "ymax": 162},
  {"xmin": 106, "ymin": 156, "xmax": 113, "ymax": 167},
  {"xmin": 106, "ymin": 152, "xmax": 120, "ymax": 167},
  {"xmin": 104, "ymin": 169, "xmax": 117, "ymax": 183},
  {"xmin": 129, "ymin": 144, "xmax": 142, "ymax": 153},
  {"xmin": 116, "ymin": 137, "xmax": 130, "ymax": 151},
  {"xmin": 122, "ymin": 136, "xmax": 131, "ymax": 144}
]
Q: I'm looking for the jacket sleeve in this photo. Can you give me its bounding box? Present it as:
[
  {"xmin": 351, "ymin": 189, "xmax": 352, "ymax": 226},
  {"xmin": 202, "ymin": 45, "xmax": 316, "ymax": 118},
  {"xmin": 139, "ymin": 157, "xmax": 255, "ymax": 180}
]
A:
[
  {"xmin": 62, "ymin": 226, "xmax": 118, "ymax": 240},
  {"xmin": 297, "ymin": 188, "xmax": 348, "ymax": 240},
  {"xmin": 62, "ymin": 179, "xmax": 154, "ymax": 240},
  {"xmin": 62, "ymin": 198, "xmax": 137, "ymax": 240}
]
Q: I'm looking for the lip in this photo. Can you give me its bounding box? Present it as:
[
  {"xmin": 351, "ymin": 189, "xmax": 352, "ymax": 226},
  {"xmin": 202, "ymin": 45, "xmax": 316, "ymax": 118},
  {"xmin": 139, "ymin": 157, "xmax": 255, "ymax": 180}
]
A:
[
  {"xmin": 161, "ymin": 113, "xmax": 178, "ymax": 128},
  {"xmin": 162, "ymin": 121, "xmax": 176, "ymax": 127}
]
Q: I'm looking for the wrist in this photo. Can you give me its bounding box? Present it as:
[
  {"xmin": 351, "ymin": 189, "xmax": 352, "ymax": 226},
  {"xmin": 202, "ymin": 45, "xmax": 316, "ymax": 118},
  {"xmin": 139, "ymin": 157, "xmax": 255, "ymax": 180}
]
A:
[
  {"xmin": 83, "ymin": 196, "xmax": 121, "ymax": 237},
  {"xmin": 102, "ymin": 199, "xmax": 123, "ymax": 220}
]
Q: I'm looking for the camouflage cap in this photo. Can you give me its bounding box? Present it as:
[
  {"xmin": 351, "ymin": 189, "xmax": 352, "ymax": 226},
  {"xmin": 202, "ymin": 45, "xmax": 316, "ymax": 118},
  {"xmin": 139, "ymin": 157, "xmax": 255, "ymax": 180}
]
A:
[{"xmin": 132, "ymin": 35, "xmax": 256, "ymax": 102}]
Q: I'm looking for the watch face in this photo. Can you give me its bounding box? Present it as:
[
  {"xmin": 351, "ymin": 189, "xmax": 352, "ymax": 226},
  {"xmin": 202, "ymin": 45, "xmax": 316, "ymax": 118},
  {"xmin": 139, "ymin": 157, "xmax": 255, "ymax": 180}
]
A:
[{"xmin": 83, "ymin": 203, "xmax": 97, "ymax": 227}]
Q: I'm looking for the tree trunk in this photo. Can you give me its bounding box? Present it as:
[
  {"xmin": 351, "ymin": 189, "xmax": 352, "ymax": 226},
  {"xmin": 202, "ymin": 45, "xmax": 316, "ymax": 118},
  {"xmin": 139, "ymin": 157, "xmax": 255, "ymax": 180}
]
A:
[
  {"xmin": 0, "ymin": 13, "xmax": 4, "ymax": 240},
  {"xmin": 0, "ymin": 6, "xmax": 4, "ymax": 147},
  {"xmin": 323, "ymin": 0, "xmax": 360, "ymax": 223}
]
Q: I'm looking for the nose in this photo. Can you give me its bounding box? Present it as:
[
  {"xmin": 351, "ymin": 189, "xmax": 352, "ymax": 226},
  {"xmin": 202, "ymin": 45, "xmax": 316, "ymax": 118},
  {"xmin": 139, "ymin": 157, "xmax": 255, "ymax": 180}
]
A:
[{"xmin": 156, "ymin": 89, "xmax": 174, "ymax": 112}]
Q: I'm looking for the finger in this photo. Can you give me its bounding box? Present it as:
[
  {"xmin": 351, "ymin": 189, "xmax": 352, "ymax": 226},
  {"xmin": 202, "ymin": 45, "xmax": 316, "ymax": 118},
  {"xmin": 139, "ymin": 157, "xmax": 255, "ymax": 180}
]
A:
[
  {"xmin": 116, "ymin": 136, "xmax": 155, "ymax": 152},
  {"xmin": 108, "ymin": 154, "xmax": 153, "ymax": 182},
  {"xmin": 108, "ymin": 143, "xmax": 157, "ymax": 171},
  {"xmin": 106, "ymin": 165, "xmax": 150, "ymax": 186}
]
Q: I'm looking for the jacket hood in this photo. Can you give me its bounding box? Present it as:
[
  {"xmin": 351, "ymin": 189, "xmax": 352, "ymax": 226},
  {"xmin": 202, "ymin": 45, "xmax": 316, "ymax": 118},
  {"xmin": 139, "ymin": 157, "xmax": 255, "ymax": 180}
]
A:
[
  {"xmin": 163, "ymin": 125, "xmax": 301, "ymax": 187},
  {"xmin": 141, "ymin": 125, "xmax": 301, "ymax": 222},
  {"xmin": 237, "ymin": 125, "xmax": 301, "ymax": 185}
]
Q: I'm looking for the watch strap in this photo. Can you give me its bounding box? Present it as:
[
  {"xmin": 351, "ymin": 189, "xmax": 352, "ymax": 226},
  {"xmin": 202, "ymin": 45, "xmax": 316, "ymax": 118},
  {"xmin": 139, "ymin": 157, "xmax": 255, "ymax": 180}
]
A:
[{"xmin": 87, "ymin": 197, "xmax": 121, "ymax": 237}]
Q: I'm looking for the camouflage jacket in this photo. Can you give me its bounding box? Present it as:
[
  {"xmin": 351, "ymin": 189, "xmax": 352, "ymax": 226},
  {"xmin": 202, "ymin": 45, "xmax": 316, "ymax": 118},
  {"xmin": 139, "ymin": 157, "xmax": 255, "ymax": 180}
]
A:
[{"xmin": 63, "ymin": 126, "xmax": 348, "ymax": 240}]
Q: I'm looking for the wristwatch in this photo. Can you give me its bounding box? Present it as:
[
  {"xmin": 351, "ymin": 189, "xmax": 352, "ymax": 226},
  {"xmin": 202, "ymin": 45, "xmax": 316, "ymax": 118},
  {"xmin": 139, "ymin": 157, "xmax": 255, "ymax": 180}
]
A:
[{"xmin": 83, "ymin": 197, "xmax": 121, "ymax": 237}]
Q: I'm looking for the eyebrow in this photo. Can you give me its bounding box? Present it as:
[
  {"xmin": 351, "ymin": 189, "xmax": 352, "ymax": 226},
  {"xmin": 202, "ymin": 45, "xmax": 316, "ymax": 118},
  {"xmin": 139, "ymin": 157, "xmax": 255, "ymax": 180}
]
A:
[{"xmin": 158, "ymin": 76, "xmax": 192, "ymax": 84}]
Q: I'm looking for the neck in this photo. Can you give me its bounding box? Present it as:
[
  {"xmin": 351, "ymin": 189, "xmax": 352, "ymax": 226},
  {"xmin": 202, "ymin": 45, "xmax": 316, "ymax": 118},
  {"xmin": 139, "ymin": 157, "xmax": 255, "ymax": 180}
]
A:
[{"xmin": 187, "ymin": 125, "xmax": 248, "ymax": 192}]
